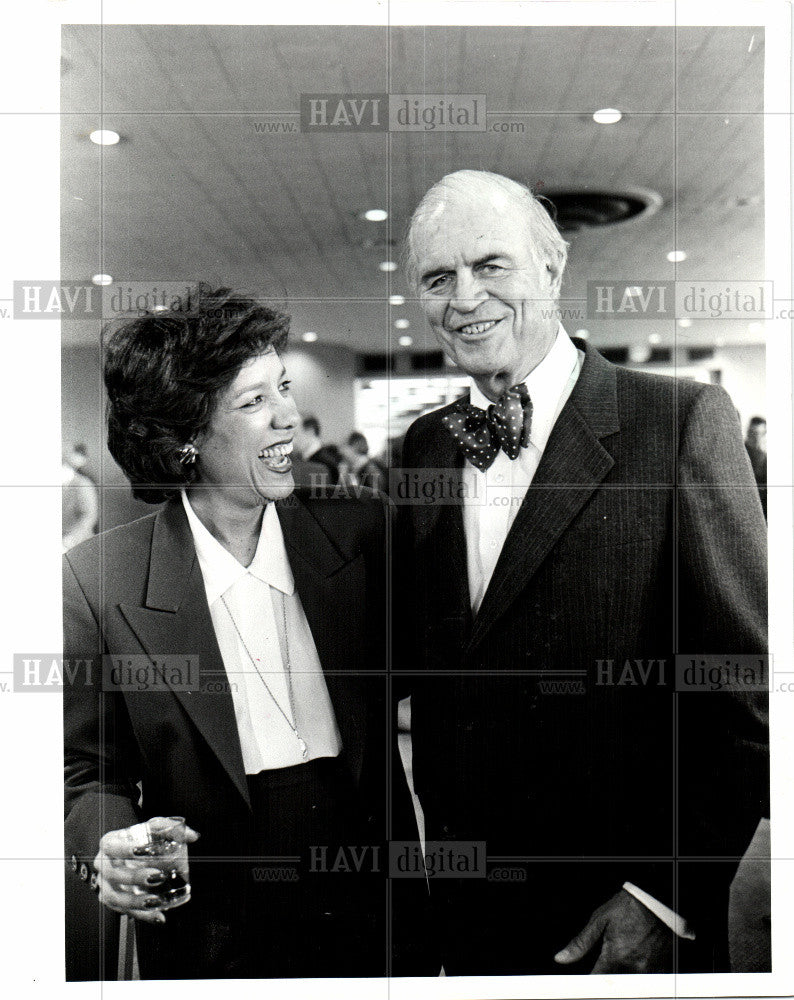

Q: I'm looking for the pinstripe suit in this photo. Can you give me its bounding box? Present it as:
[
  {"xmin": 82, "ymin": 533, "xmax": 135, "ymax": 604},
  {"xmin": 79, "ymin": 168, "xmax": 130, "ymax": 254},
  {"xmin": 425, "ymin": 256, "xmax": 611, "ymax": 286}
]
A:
[{"xmin": 396, "ymin": 339, "xmax": 768, "ymax": 974}]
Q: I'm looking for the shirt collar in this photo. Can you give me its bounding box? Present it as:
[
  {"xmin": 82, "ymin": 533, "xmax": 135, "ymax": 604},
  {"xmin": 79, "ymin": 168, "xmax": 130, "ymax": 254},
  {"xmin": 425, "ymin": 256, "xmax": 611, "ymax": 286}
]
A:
[
  {"xmin": 469, "ymin": 324, "xmax": 580, "ymax": 454},
  {"xmin": 181, "ymin": 490, "xmax": 295, "ymax": 606}
]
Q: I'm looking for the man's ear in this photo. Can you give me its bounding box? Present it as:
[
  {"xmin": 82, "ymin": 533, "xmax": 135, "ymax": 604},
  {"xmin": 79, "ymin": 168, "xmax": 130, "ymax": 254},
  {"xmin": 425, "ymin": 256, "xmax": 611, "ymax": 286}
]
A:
[{"xmin": 545, "ymin": 259, "xmax": 563, "ymax": 297}]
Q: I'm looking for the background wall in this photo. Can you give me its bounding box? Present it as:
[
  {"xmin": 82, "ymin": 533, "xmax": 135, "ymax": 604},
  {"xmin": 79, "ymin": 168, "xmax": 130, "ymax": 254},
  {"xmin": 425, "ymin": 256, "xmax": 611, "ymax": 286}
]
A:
[
  {"xmin": 715, "ymin": 343, "xmax": 767, "ymax": 428},
  {"xmin": 282, "ymin": 344, "xmax": 357, "ymax": 444}
]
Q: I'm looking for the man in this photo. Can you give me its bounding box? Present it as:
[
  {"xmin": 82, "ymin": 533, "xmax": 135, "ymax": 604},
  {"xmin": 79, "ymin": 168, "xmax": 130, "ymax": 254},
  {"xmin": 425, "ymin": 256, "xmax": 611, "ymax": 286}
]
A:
[
  {"xmin": 341, "ymin": 432, "xmax": 387, "ymax": 492},
  {"xmin": 745, "ymin": 416, "xmax": 767, "ymax": 518},
  {"xmin": 62, "ymin": 450, "xmax": 99, "ymax": 551},
  {"xmin": 394, "ymin": 170, "xmax": 768, "ymax": 976},
  {"xmin": 294, "ymin": 415, "xmax": 342, "ymax": 485}
]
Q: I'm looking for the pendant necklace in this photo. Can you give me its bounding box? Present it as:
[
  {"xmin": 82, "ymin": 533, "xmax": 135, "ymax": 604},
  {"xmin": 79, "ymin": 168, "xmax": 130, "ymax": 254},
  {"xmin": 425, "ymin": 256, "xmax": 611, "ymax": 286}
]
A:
[{"xmin": 220, "ymin": 592, "xmax": 308, "ymax": 760}]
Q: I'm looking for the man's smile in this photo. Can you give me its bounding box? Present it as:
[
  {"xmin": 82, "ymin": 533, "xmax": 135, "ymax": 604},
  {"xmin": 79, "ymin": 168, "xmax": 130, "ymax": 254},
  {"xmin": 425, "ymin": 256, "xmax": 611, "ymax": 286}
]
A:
[{"xmin": 450, "ymin": 318, "xmax": 504, "ymax": 338}]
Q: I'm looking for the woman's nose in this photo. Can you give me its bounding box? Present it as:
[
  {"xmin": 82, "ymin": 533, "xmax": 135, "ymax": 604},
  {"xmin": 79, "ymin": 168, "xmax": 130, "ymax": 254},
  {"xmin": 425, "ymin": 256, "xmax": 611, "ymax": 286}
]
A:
[{"xmin": 274, "ymin": 395, "xmax": 299, "ymax": 429}]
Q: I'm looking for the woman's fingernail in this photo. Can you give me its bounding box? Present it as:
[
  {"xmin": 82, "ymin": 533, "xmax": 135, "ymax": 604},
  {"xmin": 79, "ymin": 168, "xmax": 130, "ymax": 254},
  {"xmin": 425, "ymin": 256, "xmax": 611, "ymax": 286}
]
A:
[
  {"xmin": 146, "ymin": 873, "xmax": 166, "ymax": 885},
  {"xmin": 144, "ymin": 898, "xmax": 162, "ymax": 908}
]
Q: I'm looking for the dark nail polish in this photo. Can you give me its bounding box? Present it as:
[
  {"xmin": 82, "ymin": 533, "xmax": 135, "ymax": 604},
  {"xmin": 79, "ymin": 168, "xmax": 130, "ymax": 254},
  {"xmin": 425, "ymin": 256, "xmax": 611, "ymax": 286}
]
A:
[
  {"xmin": 144, "ymin": 898, "xmax": 162, "ymax": 908},
  {"xmin": 146, "ymin": 873, "xmax": 166, "ymax": 885}
]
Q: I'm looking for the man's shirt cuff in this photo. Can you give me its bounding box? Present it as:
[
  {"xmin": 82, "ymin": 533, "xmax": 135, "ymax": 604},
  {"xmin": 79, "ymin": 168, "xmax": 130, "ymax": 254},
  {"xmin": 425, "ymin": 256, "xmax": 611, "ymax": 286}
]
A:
[{"xmin": 622, "ymin": 882, "xmax": 696, "ymax": 940}]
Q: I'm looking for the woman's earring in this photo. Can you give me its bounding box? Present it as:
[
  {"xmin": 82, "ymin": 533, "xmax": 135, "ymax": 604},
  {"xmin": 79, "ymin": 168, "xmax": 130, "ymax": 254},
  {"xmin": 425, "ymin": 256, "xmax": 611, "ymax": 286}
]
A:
[{"xmin": 178, "ymin": 442, "xmax": 198, "ymax": 465}]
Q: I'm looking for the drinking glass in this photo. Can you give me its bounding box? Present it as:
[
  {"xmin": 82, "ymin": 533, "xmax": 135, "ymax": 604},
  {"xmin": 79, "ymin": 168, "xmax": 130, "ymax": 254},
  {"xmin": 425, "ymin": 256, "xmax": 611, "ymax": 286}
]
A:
[{"xmin": 126, "ymin": 816, "xmax": 192, "ymax": 910}]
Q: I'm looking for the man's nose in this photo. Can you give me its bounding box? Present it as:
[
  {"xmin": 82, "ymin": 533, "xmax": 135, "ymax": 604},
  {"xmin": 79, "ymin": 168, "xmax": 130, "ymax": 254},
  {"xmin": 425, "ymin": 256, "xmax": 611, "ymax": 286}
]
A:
[{"xmin": 448, "ymin": 269, "xmax": 488, "ymax": 314}]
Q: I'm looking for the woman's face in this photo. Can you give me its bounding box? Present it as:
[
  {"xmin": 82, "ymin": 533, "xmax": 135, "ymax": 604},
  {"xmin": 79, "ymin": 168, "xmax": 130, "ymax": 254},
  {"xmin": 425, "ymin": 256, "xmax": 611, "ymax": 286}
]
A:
[{"xmin": 194, "ymin": 348, "xmax": 299, "ymax": 504}]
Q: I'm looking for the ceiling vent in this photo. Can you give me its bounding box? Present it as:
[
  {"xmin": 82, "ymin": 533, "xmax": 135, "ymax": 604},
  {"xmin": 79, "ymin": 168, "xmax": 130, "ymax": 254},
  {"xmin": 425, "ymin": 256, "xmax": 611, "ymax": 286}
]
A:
[{"xmin": 542, "ymin": 189, "xmax": 662, "ymax": 233}]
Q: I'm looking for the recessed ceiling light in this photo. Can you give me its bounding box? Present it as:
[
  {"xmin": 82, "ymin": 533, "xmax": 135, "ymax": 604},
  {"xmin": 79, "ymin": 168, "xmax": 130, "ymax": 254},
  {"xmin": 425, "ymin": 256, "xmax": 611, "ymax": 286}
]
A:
[
  {"xmin": 389, "ymin": 294, "xmax": 405, "ymax": 306},
  {"xmin": 574, "ymin": 328, "xmax": 589, "ymax": 339},
  {"xmin": 629, "ymin": 344, "xmax": 651, "ymax": 363},
  {"xmin": 648, "ymin": 333, "xmax": 661, "ymax": 345},
  {"xmin": 89, "ymin": 130, "xmax": 120, "ymax": 146},
  {"xmin": 667, "ymin": 250, "xmax": 687, "ymax": 262},
  {"xmin": 379, "ymin": 261, "xmax": 398, "ymax": 272},
  {"xmin": 91, "ymin": 273, "xmax": 113, "ymax": 286},
  {"xmin": 302, "ymin": 331, "xmax": 318, "ymax": 343},
  {"xmin": 363, "ymin": 209, "xmax": 388, "ymax": 222},
  {"xmin": 394, "ymin": 318, "xmax": 410, "ymax": 330},
  {"xmin": 398, "ymin": 335, "xmax": 413, "ymax": 347},
  {"xmin": 593, "ymin": 108, "xmax": 622, "ymax": 124},
  {"xmin": 678, "ymin": 317, "xmax": 692, "ymax": 328}
]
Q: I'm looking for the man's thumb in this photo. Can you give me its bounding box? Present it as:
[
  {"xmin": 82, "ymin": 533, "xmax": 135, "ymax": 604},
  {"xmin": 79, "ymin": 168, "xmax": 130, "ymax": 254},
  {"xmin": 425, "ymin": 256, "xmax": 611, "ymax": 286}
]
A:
[{"xmin": 554, "ymin": 911, "xmax": 606, "ymax": 964}]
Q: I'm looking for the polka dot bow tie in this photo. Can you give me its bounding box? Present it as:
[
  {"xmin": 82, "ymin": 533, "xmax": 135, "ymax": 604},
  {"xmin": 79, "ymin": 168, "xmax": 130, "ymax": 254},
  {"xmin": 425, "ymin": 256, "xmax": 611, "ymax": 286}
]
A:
[{"xmin": 442, "ymin": 383, "xmax": 533, "ymax": 472}]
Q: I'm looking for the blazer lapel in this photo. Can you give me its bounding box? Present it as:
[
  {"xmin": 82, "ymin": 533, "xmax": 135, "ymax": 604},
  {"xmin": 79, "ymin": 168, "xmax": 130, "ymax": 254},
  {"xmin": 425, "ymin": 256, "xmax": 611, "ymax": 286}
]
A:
[
  {"xmin": 118, "ymin": 500, "xmax": 251, "ymax": 809},
  {"xmin": 465, "ymin": 343, "xmax": 620, "ymax": 656},
  {"xmin": 276, "ymin": 493, "xmax": 355, "ymax": 673},
  {"xmin": 276, "ymin": 493, "xmax": 376, "ymax": 783}
]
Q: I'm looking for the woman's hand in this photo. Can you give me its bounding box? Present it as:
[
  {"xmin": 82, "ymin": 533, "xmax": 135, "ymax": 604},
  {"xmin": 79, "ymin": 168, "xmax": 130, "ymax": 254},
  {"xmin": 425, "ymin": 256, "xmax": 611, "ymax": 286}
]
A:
[{"xmin": 93, "ymin": 819, "xmax": 200, "ymax": 924}]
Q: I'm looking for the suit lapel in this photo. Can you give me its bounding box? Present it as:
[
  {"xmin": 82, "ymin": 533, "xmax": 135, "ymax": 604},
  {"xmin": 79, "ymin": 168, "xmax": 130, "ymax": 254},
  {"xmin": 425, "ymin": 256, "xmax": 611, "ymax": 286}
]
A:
[
  {"xmin": 118, "ymin": 500, "xmax": 251, "ymax": 808},
  {"xmin": 465, "ymin": 343, "xmax": 620, "ymax": 656},
  {"xmin": 410, "ymin": 399, "xmax": 471, "ymax": 620}
]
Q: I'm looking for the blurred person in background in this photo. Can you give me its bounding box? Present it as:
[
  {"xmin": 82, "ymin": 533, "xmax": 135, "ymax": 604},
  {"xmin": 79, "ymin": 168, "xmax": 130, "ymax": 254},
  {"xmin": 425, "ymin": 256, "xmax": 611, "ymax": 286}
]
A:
[
  {"xmin": 293, "ymin": 415, "xmax": 342, "ymax": 485},
  {"xmin": 745, "ymin": 416, "xmax": 767, "ymax": 519},
  {"xmin": 340, "ymin": 431, "xmax": 387, "ymax": 493},
  {"xmin": 63, "ymin": 286, "xmax": 400, "ymax": 980},
  {"xmin": 62, "ymin": 447, "xmax": 99, "ymax": 551}
]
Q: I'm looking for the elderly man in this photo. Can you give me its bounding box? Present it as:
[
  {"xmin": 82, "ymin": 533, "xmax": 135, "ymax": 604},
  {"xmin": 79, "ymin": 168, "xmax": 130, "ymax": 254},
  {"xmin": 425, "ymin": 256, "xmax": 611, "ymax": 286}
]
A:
[{"xmin": 394, "ymin": 170, "xmax": 768, "ymax": 976}]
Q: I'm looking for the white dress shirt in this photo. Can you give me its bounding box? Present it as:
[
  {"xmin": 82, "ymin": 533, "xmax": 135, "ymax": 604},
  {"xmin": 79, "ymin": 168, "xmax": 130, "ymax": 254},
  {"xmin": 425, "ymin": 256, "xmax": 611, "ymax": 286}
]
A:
[
  {"xmin": 459, "ymin": 327, "xmax": 693, "ymax": 939},
  {"xmin": 181, "ymin": 491, "xmax": 341, "ymax": 772},
  {"xmin": 463, "ymin": 324, "xmax": 583, "ymax": 613}
]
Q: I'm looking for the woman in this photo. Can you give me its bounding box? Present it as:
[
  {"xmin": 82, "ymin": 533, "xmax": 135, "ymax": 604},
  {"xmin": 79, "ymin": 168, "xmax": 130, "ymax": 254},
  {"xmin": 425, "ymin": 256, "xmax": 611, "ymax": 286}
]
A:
[{"xmin": 64, "ymin": 286, "xmax": 392, "ymax": 980}]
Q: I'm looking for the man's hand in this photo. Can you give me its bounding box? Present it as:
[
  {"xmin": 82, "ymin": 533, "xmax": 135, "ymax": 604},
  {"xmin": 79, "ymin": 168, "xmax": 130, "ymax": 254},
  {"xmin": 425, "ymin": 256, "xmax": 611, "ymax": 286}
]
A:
[
  {"xmin": 554, "ymin": 889, "xmax": 674, "ymax": 973},
  {"xmin": 92, "ymin": 818, "xmax": 200, "ymax": 925}
]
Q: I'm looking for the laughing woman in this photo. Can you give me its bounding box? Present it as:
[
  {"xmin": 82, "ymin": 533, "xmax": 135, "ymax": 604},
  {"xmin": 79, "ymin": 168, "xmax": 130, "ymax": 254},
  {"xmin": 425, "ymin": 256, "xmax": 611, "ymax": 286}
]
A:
[{"xmin": 64, "ymin": 286, "xmax": 391, "ymax": 979}]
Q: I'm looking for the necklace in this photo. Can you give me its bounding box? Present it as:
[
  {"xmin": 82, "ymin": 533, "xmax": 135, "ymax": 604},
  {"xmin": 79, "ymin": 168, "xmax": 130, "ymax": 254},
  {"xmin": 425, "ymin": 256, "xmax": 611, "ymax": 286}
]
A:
[{"xmin": 220, "ymin": 592, "xmax": 308, "ymax": 761}]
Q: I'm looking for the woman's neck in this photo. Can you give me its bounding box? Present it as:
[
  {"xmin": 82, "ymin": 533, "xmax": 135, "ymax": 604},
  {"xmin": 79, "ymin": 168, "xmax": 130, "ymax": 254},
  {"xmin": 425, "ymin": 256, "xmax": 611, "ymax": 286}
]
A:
[{"xmin": 186, "ymin": 487, "xmax": 266, "ymax": 567}]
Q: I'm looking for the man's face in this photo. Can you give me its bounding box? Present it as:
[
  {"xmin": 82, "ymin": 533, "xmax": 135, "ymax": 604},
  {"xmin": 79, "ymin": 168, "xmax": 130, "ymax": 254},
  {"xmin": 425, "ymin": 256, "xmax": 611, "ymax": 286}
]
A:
[
  {"xmin": 411, "ymin": 190, "xmax": 560, "ymax": 398},
  {"xmin": 748, "ymin": 423, "xmax": 767, "ymax": 450}
]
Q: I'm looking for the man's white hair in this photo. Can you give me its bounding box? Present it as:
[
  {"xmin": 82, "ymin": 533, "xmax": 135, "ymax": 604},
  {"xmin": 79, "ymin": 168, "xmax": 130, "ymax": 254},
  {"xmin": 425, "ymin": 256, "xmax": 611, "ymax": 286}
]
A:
[{"xmin": 404, "ymin": 169, "xmax": 568, "ymax": 291}]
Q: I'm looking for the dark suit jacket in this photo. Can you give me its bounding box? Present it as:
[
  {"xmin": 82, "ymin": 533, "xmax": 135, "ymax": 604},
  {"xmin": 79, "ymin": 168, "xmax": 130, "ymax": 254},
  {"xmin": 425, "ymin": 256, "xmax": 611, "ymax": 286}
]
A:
[
  {"xmin": 395, "ymin": 340, "xmax": 768, "ymax": 972},
  {"xmin": 64, "ymin": 488, "xmax": 390, "ymax": 980}
]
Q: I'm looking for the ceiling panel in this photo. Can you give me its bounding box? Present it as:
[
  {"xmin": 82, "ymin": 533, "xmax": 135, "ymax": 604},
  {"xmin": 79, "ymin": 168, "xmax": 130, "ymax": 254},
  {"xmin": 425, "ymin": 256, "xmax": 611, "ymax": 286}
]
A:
[{"xmin": 61, "ymin": 24, "xmax": 766, "ymax": 350}]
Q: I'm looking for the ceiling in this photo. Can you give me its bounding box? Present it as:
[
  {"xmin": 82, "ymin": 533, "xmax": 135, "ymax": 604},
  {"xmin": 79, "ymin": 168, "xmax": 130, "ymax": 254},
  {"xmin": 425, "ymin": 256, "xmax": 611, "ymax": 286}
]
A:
[{"xmin": 61, "ymin": 24, "xmax": 766, "ymax": 352}]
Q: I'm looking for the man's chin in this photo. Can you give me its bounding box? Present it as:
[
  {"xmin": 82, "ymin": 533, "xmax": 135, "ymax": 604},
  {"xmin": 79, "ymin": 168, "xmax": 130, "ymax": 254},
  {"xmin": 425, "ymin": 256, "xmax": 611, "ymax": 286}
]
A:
[{"xmin": 448, "ymin": 344, "xmax": 508, "ymax": 380}]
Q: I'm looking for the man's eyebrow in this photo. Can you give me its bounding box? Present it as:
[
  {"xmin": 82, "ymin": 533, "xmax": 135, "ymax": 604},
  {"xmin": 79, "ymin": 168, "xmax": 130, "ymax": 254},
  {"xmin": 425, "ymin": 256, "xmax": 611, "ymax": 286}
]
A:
[{"xmin": 419, "ymin": 254, "xmax": 506, "ymax": 285}]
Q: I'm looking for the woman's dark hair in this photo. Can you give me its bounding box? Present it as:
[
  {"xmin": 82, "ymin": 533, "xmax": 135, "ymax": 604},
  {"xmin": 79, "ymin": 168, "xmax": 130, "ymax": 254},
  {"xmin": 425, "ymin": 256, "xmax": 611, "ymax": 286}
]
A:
[{"xmin": 104, "ymin": 284, "xmax": 290, "ymax": 504}]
